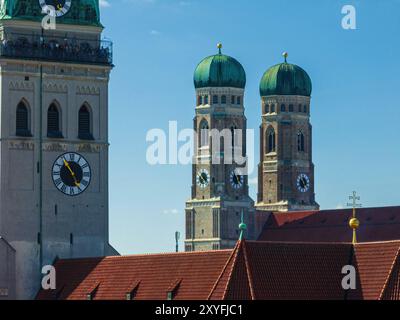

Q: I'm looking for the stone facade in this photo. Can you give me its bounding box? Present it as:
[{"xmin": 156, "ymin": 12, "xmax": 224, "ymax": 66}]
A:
[
  {"xmin": 185, "ymin": 87, "xmax": 255, "ymax": 251},
  {"xmin": 0, "ymin": 20, "xmax": 117, "ymax": 299},
  {"xmin": 256, "ymin": 95, "xmax": 319, "ymax": 212},
  {"xmin": 0, "ymin": 237, "xmax": 15, "ymax": 300}
]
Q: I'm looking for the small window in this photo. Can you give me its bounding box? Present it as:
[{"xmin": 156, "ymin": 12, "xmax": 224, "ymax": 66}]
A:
[
  {"xmin": 231, "ymin": 95, "xmax": 235, "ymax": 104},
  {"xmin": 265, "ymin": 104, "xmax": 270, "ymax": 114},
  {"xmin": 280, "ymin": 104, "xmax": 286, "ymax": 112},
  {"xmin": 204, "ymin": 95, "xmax": 209, "ymax": 104},
  {"xmin": 197, "ymin": 96, "xmax": 202, "ymax": 105},
  {"xmin": 221, "ymin": 95, "xmax": 227, "ymax": 104},
  {"xmin": 47, "ymin": 103, "xmax": 62, "ymax": 138},
  {"xmin": 266, "ymin": 128, "xmax": 276, "ymax": 153},
  {"xmin": 270, "ymin": 104, "xmax": 275, "ymax": 113},
  {"xmin": 199, "ymin": 120, "xmax": 209, "ymax": 147},
  {"xmin": 304, "ymin": 105, "xmax": 308, "ymax": 113},
  {"xmin": 289, "ymin": 104, "xmax": 294, "ymax": 112},
  {"xmin": 298, "ymin": 104, "xmax": 302, "ymax": 112},
  {"xmin": 237, "ymin": 96, "xmax": 241, "ymax": 105},
  {"xmin": 212, "ymin": 95, "xmax": 218, "ymax": 104},
  {"xmin": 16, "ymin": 101, "xmax": 31, "ymax": 137},
  {"xmin": 297, "ymin": 132, "xmax": 305, "ymax": 152},
  {"xmin": 78, "ymin": 105, "xmax": 93, "ymax": 140}
]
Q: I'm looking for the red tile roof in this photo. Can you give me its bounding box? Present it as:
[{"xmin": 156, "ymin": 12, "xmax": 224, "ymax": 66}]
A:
[
  {"xmin": 36, "ymin": 250, "xmax": 233, "ymax": 300},
  {"xmin": 37, "ymin": 239, "xmax": 400, "ymax": 300},
  {"xmin": 257, "ymin": 206, "xmax": 400, "ymax": 243}
]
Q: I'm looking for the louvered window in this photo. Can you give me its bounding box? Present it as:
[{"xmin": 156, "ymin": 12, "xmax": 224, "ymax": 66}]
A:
[
  {"xmin": 47, "ymin": 104, "xmax": 62, "ymax": 138},
  {"xmin": 78, "ymin": 105, "xmax": 93, "ymax": 140},
  {"xmin": 16, "ymin": 102, "xmax": 31, "ymax": 137}
]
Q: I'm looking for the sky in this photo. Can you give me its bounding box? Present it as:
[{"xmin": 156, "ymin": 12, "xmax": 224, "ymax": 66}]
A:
[{"xmin": 98, "ymin": 0, "xmax": 400, "ymax": 254}]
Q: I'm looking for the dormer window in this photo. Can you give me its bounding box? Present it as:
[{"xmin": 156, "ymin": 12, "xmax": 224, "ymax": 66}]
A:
[
  {"xmin": 166, "ymin": 279, "xmax": 181, "ymax": 301},
  {"xmin": 126, "ymin": 281, "xmax": 140, "ymax": 300}
]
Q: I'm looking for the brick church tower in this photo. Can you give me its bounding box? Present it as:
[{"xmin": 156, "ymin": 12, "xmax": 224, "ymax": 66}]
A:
[
  {"xmin": 185, "ymin": 45, "xmax": 255, "ymax": 252},
  {"xmin": 255, "ymin": 53, "xmax": 319, "ymax": 212},
  {"xmin": 0, "ymin": 0, "xmax": 117, "ymax": 299}
]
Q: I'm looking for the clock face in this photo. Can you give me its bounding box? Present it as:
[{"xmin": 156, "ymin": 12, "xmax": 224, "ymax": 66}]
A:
[
  {"xmin": 39, "ymin": 0, "xmax": 72, "ymax": 17},
  {"xmin": 296, "ymin": 173, "xmax": 310, "ymax": 193},
  {"xmin": 52, "ymin": 152, "xmax": 91, "ymax": 196},
  {"xmin": 196, "ymin": 169, "xmax": 210, "ymax": 189},
  {"xmin": 230, "ymin": 170, "xmax": 244, "ymax": 189}
]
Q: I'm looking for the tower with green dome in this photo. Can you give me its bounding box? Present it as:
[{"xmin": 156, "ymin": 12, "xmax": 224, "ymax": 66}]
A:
[
  {"xmin": 185, "ymin": 44, "xmax": 255, "ymax": 252},
  {"xmin": 0, "ymin": 0, "xmax": 116, "ymax": 300},
  {"xmin": 256, "ymin": 53, "xmax": 319, "ymax": 212}
]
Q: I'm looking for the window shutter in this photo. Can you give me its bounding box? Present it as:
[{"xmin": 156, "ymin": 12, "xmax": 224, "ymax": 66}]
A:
[{"xmin": 16, "ymin": 103, "xmax": 30, "ymax": 136}]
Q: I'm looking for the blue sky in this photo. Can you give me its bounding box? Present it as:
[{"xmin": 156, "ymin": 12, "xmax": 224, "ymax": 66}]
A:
[{"xmin": 99, "ymin": 0, "xmax": 400, "ymax": 254}]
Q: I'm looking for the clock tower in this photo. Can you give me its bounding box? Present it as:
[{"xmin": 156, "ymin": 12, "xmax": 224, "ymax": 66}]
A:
[
  {"xmin": 256, "ymin": 53, "xmax": 319, "ymax": 212},
  {"xmin": 185, "ymin": 45, "xmax": 255, "ymax": 252},
  {"xmin": 0, "ymin": 0, "xmax": 116, "ymax": 299}
]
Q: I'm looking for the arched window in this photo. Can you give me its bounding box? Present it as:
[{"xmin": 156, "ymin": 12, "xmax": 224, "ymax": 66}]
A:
[
  {"xmin": 266, "ymin": 128, "xmax": 276, "ymax": 153},
  {"xmin": 221, "ymin": 95, "xmax": 227, "ymax": 104},
  {"xmin": 16, "ymin": 101, "xmax": 31, "ymax": 137},
  {"xmin": 197, "ymin": 96, "xmax": 202, "ymax": 106},
  {"xmin": 280, "ymin": 104, "xmax": 286, "ymax": 112},
  {"xmin": 199, "ymin": 120, "xmax": 209, "ymax": 147},
  {"xmin": 265, "ymin": 104, "xmax": 270, "ymax": 114},
  {"xmin": 297, "ymin": 132, "xmax": 305, "ymax": 152},
  {"xmin": 204, "ymin": 95, "xmax": 209, "ymax": 105},
  {"xmin": 270, "ymin": 104, "xmax": 275, "ymax": 113},
  {"xmin": 78, "ymin": 104, "xmax": 93, "ymax": 140},
  {"xmin": 47, "ymin": 103, "xmax": 62, "ymax": 138},
  {"xmin": 289, "ymin": 104, "xmax": 294, "ymax": 112},
  {"xmin": 212, "ymin": 95, "xmax": 218, "ymax": 104},
  {"xmin": 230, "ymin": 125, "xmax": 238, "ymax": 148}
]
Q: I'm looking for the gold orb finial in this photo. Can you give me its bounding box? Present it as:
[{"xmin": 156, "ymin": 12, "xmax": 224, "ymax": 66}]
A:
[
  {"xmin": 282, "ymin": 51, "xmax": 288, "ymax": 62},
  {"xmin": 349, "ymin": 217, "xmax": 360, "ymax": 229},
  {"xmin": 217, "ymin": 43, "xmax": 222, "ymax": 54}
]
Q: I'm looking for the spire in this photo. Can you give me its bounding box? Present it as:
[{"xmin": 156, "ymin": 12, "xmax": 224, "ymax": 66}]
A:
[
  {"xmin": 217, "ymin": 43, "xmax": 222, "ymax": 55},
  {"xmin": 347, "ymin": 191, "xmax": 362, "ymax": 244},
  {"xmin": 238, "ymin": 209, "xmax": 247, "ymax": 241},
  {"xmin": 282, "ymin": 51, "xmax": 288, "ymax": 63}
]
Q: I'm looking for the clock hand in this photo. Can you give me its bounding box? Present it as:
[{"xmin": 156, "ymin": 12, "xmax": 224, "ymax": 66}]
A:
[
  {"xmin": 63, "ymin": 159, "xmax": 80, "ymax": 187},
  {"xmin": 197, "ymin": 173, "xmax": 204, "ymax": 184}
]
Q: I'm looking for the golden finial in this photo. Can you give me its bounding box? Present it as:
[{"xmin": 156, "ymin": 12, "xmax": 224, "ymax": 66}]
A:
[
  {"xmin": 282, "ymin": 51, "xmax": 288, "ymax": 63},
  {"xmin": 347, "ymin": 191, "xmax": 362, "ymax": 244},
  {"xmin": 217, "ymin": 43, "xmax": 222, "ymax": 54}
]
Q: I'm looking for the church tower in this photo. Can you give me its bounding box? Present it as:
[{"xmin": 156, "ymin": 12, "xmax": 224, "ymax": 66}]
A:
[
  {"xmin": 0, "ymin": 0, "xmax": 116, "ymax": 299},
  {"xmin": 185, "ymin": 44, "xmax": 255, "ymax": 252},
  {"xmin": 256, "ymin": 53, "xmax": 319, "ymax": 212}
]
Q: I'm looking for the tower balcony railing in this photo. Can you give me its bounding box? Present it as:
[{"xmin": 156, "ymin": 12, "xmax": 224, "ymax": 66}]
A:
[{"xmin": 0, "ymin": 33, "xmax": 113, "ymax": 66}]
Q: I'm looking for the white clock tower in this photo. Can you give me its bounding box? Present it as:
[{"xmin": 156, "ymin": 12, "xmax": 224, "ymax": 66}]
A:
[{"xmin": 0, "ymin": 0, "xmax": 117, "ymax": 299}]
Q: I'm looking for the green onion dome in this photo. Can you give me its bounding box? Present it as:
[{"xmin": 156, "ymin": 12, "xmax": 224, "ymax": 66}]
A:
[
  {"xmin": 194, "ymin": 44, "xmax": 246, "ymax": 89},
  {"xmin": 260, "ymin": 53, "xmax": 312, "ymax": 97}
]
